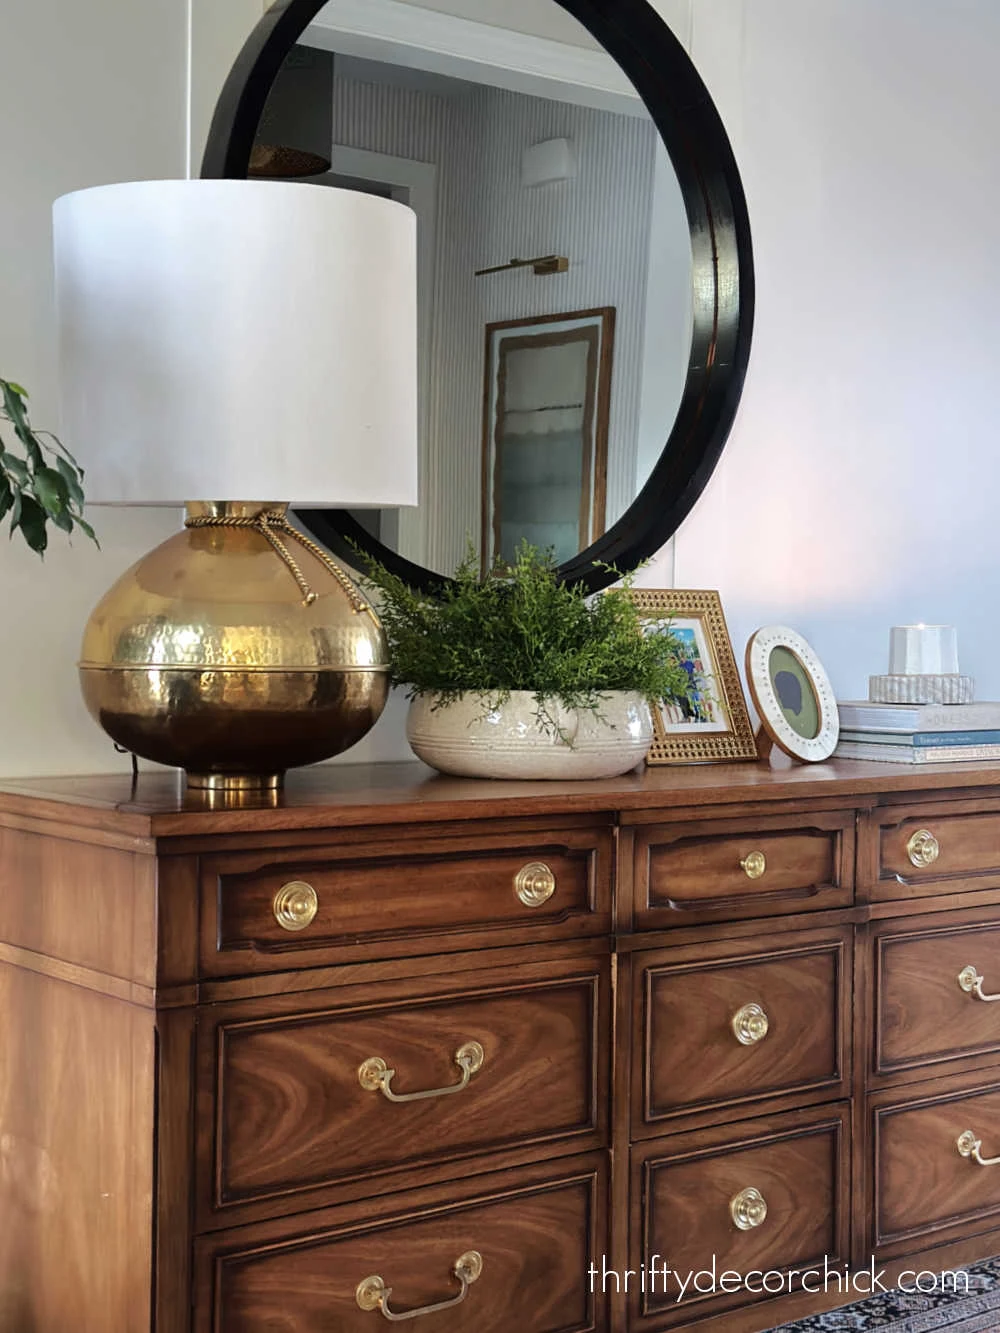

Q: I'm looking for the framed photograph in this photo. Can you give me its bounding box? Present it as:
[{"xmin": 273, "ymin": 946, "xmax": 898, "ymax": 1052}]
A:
[
  {"xmin": 481, "ymin": 307, "xmax": 615, "ymax": 569},
  {"xmin": 745, "ymin": 625, "xmax": 840, "ymax": 762},
  {"xmin": 630, "ymin": 589, "xmax": 757, "ymax": 764}
]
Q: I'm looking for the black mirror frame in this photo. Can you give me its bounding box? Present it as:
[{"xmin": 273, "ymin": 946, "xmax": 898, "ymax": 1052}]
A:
[{"xmin": 202, "ymin": 0, "xmax": 753, "ymax": 594}]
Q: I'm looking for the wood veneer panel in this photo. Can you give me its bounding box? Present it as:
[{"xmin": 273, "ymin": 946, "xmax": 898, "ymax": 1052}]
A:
[
  {"xmin": 630, "ymin": 1105, "xmax": 851, "ymax": 1329},
  {"xmin": 0, "ymin": 962, "xmax": 155, "ymax": 1333},
  {"xmin": 196, "ymin": 952, "xmax": 610, "ymax": 1227},
  {"xmin": 634, "ymin": 928, "xmax": 851, "ymax": 1133},
  {"xmin": 0, "ymin": 823, "xmax": 156, "ymax": 986},
  {"xmin": 4, "ymin": 759, "xmax": 1000, "ymax": 838},
  {"xmin": 194, "ymin": 1153, "xmax": 608, "ymax": 1333},
  {"xmin": 202, "ymin": 826, "xmax": 611, "ymax": 974}
]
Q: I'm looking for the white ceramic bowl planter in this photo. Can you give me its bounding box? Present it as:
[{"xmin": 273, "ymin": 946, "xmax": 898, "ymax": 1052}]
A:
[{"xmin": 407, "ymin": 689, "xmax": 654, "ymax": 780}]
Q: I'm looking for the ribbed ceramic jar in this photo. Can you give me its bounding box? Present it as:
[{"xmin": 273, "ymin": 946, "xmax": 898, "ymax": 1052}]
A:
[{"xmin": 406, "ymin": 690, "xmax": 654, "ymax": 780}]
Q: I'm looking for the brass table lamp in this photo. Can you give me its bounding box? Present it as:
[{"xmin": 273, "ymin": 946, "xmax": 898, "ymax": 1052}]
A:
[{"xmin": 53, "ymin": 179, "xmax": 417, "ymax": 791}]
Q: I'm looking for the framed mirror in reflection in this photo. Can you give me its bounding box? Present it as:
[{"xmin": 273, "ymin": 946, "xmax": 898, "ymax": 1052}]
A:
[
  {"xmin": 483, "ymin": 307, "xmax": 615, "ymax": 568},
  {"xmin": 249, "ymin": 0, "xmax": 694, "ymax": 577}
]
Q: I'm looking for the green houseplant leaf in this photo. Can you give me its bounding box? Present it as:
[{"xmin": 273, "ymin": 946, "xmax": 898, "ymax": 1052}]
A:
[
  {"xmin": 0, "ymin": 377, "xmax": 97, "ymax": 556},
  {"xmin": 360, "ymin": 540, "xmax": 699, "ymax": 732}
]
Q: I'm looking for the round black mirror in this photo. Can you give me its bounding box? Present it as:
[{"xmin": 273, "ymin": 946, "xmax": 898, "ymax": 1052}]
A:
[{"xmin": 203, "ymin": 0, "xmax": 753, "ymax": 593}]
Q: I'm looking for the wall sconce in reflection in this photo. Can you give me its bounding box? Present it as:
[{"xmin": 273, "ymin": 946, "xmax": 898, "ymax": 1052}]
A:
[{"xmin": 475, "ymin": 255, "xmax": 570, "ymax": 278}]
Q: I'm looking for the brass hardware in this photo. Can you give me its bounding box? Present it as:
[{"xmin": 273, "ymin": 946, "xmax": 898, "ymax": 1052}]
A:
[
  {"xmin": 514, "ymin": 861, "xmax": 556, "ymax": 907},
  {"xmin": 907, "ymin": 828, "xmax": 940, "ymax": 868},
  {"xmin": 739, "ymin": 851, "xmax": 767, "ymax": 880},
  {"xmin": 272, "ymin": 880, "xmax": 319, "ymax": 931},
  {"xmin": 730, "ymin": 1187, "xmax": 768, "ymax": 1230},
  {"xmin": 356, "ymin": 1251, "xmax": 483, "ymax": 1320},
  {"xmin": 958, "ymin": 965, "xmax": 1000, "ymax": 1002},
  {"xmin": 358, "ymin": 1041, "xmax": 485, "ymax": 1103},
  {"xmin": 78, "ymin": 502, "xmax": 389, "ymax": 791},
  {"xmin": 731, "ymin": 1003, "xmax": 769, "ymax": 1046},
  {"xmin": 474, "ymin": 254, "xmax": 569, "ymax": 277},
  {"xmin": 957, "ymin": 1130, "xmax": 1000, "ymax": 1166}
]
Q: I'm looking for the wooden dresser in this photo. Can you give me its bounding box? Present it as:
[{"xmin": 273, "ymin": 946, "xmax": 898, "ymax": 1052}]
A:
[{"xmin": 5, "ymin": 758, "xmax": 1000, "ymax": 1332}]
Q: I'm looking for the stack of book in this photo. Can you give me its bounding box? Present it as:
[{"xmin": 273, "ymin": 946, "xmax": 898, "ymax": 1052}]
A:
[{"xmin": 836, "ymin": 701, "xmax": 1000, "ymax": 763}]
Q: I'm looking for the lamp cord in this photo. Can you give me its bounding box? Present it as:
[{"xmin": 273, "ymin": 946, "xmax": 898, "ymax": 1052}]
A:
[{"xmin": 184, "ymin": 509, "xmax": 373, "ymax": 615}]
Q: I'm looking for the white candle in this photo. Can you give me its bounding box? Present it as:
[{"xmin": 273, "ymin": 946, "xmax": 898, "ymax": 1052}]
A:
[{"xmin": 888, "ymin": 624, "xmax": 959, "ymax": 675}]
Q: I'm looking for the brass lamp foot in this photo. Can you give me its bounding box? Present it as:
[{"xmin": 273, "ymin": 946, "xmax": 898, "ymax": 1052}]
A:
[{"xmin": 186, "ymin": 772, "xmax": 285, "ymax": 793}]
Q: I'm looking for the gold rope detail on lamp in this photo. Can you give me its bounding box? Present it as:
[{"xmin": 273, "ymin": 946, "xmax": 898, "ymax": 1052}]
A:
[{"xmin": 184, "ymin": 508, "xmax": 373, "ymax": 615}]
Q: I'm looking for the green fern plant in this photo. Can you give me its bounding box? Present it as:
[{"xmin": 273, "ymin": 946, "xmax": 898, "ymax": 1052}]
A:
[
  {"xmin": 0, "ymin": 377, "xmax": 96, "ymax": 555},
  {"xmin": 360, "ymin": 541, "xmax": 697, "ymax": 730}
]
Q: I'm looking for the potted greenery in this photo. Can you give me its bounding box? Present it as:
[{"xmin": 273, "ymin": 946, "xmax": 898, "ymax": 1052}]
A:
[
  {"xmin": 0, "ymin": 376, "xmax": 94, "ymax": 553},
  {"xmin": 361, "ymin": 542, "xmax": 697, "ymax": 780}
]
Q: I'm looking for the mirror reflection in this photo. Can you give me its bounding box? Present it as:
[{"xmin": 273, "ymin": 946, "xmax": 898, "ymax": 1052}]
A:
[{"xmin": 255, "ymin": 0, "xmax": 694, "ymax": 575}]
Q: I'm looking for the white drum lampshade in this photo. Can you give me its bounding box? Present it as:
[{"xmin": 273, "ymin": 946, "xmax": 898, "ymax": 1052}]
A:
[
  {"xmin": 53, "ymin": 178, "xmax": 418, "ymax": 506},
  {"xmin": 52, "ymin": 178, "xmax": 418, "ymax": 794}
]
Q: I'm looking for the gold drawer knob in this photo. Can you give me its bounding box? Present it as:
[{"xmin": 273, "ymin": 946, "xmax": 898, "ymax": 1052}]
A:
[
  {"xmin": 957, "ymin": 1130, "xmax": 1000, "ymax": 1167},
  {"xmin": 907, "ymin": 828, "xmax": 940, "ymax": 868},
  {"xmin": 357, "ymin": 1250, "xmax": 483, "ymax": 1319},
  {"xmin": 358, "ymin": 1040, "xmax": 485, "ymax": 1103},
  {"xmin": 272, "ymin": 880, "xmax": 318, "ymax": 931},
  {"xmin": 730, "ymin": 1186, "xmax": 768, "ymax": 1230},
  {"xmin": 514, "ymin": 861, "xmax": 556, "ymax": 907},
  {"xmin": 739, "ymin": 851, "xmax": 766, "ymax": 880},
  {"xmin": 731, "ymin": 1003, "xmax": 769, "ymax": 1046},
  {"xmin": 958, "ymin": 965, "xmax": 1000, "ymax": 1002}
]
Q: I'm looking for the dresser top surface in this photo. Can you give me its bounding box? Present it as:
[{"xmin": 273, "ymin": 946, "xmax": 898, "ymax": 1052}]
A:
[{"xmin": 2, "ymin": 756, "xmax": 1000, "ymax": 839}]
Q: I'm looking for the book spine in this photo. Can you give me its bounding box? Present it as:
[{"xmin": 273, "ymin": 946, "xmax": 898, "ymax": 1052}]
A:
[
  {"xmin": 839, "ymin": 730, "xmax": 1000, "ymax": 747},
  {"xmin": 839, "ymin": 707, "xmax": 1000, "ymax": 731},
  {"xmin": 835, "ymin": 741, "xmax": 1000, "ymax": 764}
]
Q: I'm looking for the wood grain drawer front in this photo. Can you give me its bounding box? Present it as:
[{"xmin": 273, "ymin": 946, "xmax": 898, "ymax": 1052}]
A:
[
  {"xmin": 203, "ymin": 827, "xmax": 611, "ymax": 973},
  {"xmin": 200, "ymin": 1159, "xmax": 607, "ymax": 1333},
  {"xmin": 875, "ymin": 917, "xmax": 1000, "ymax": 1076},
  {"xmin": 632, "ymin": 1107, "xmax": 850, "ymax": 1326},
  {"xmin": 876, "ymin": 804, "xmax": 1000, "ymax": 900},
  {"xmin": 637, "ymin": 931, "xmax": 850, "ymax": 1131},
  {"xmin": 632, "ymin": 812, "xmax": 854, "ymax": 928},
  {"xmin": 203, "ymin": 961, "xmax": 606, "ymax": 1217},
  {"xmin": 875, "ymin": 1082, "xmax": 1000, "ymax": 1248}
]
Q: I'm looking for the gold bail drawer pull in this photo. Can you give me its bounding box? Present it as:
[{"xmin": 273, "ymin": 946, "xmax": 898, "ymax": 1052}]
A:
[
  {"xmin": 356, "ymin": 1251, "xmax": 483, "ymax": 1321},
  {"xmin": 957, "ymin": 1130, "xmax": 1000, "ymax": 1166},
  {"xmin": 730, "ymin": 1187, "xmax": 768, "ymax": 1230},
  {"xmin": 739, "ymin": 852, "xmax": 766, "ymax": 880},
  {"xmin": 358, "ymin": 1041, "xmax": 485, "ymax": 1104},
  {"xmin": 958, "ymin": 966, "xmax": 1000, "ymax": 1002},
  {"xmin": 907, "ymin": 828, "xmax": 940, "ymax": 868},
  {"xmin": 731, "ymin": 1003, "xmax": 769, "ymax": 1046}
]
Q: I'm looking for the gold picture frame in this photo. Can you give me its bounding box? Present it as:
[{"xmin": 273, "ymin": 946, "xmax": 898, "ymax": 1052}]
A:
[{"xmin": 630, "ymin": 589, "xmax": 757, "ymax": 764}]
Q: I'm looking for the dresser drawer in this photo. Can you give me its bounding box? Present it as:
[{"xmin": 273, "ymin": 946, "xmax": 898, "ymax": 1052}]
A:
[
  {"xmin": 200, "ymin": 824, "xmax": 612, "ymax": 973},
  {"xmin": 874, "ymin": 911, "xmax": 1000, "ymax": 1078},
  {"xmin": 875, "ymin": 801, "xmax": 1000, "ymax": 901},
  {"xmin": 628, "ymin": 811, "xmax": 854, "ymax": 929},
  {"xmin": 196, "ymin": 1154, "xmax": 607, "ymax": 1333},
  {"xmin": 197, "ymin": 953, "xmax": 609, "ymax": 1224},
  {"xmin": 634, "ymin": 928, "xmax": 851, "ymax": 1134},
  {"xmin": 874, "ymin": 1080, "xmax": 1000, "ymax": 1251},
  {"xmin": 631, "ymin": 1106, "xmax": 850, "ymax": 1327}
]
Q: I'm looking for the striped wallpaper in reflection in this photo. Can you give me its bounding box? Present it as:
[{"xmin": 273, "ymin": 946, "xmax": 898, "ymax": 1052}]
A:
[{"xmin": 332, "ymin": 68, "xmax": 659, "ymax": 575}]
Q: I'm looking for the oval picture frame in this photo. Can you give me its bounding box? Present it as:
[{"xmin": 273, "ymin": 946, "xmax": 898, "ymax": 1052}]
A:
[{"xmin": 745, "ymin": 626, "xmax": 840, "ymax": 763}]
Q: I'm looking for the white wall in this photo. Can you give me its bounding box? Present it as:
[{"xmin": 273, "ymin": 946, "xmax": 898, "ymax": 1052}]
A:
[
  {"xmin": 668, "ymin": 0, "xmax": 1000, "ymax": 703},
  {"xmin": 0, "ymin": 0, "xmax": 267, "ymax": 778},
  {"xmin": 4, "ymin": 0, "xmax": 999, "ymax": 778}
]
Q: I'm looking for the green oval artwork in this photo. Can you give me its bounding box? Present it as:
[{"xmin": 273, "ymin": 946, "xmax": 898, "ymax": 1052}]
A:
[{"xmin": 768, "ymin": 646, "xmax": 820, "ymax": 739}]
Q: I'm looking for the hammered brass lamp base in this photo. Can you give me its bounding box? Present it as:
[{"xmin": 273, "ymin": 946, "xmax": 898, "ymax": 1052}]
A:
[{"xmin": 78, "ymin": 503, "xmax": 389, "ymax": 789}]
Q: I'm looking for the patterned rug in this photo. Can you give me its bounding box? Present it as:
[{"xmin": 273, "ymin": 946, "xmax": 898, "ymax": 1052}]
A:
[{"xmin": 771, "ymin": 1258, "xmax": 1000, "ymax": 1331}]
